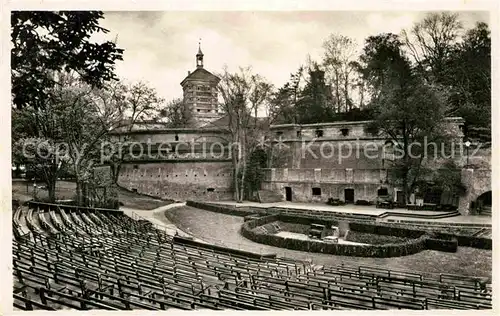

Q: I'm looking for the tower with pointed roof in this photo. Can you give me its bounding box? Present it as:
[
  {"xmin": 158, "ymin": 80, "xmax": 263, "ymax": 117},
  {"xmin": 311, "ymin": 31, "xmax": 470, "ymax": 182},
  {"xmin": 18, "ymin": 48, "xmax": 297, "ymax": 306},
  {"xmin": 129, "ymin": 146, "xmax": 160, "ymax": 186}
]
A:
[{"xmin": 180, "ymin": 42, "xmax": 221, "ymax": 127}]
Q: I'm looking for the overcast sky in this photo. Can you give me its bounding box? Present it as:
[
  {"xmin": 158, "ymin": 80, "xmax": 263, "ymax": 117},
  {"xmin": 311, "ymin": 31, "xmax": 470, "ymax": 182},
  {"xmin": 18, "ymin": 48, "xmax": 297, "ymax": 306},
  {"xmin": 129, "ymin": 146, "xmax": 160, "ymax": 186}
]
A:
[{"xmin": 95, "ymin": 11, "xmax": 488, "ymax": 103}]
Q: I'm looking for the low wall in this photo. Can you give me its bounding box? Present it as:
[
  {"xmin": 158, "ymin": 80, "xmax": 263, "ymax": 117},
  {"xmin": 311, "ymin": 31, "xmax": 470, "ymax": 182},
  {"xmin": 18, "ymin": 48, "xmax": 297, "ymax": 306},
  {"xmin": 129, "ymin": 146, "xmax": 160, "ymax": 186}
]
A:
[
  {"xmin": 172, "ymin": 235, "xmax": 276, "ymax": 259},
  {"xmin": 27, "ymin": 201, "xmax": 123, "ymax": 214},
  {"xmin": 186, "ymin": 201, "xmax": 255, "ymax": 216}
]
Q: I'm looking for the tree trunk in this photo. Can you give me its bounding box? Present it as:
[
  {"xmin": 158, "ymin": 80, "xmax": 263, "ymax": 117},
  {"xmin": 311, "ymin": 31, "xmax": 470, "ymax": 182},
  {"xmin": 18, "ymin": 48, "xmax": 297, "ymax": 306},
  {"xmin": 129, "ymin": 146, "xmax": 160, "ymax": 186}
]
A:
[
  {"xmin": 14, "ymin": 162, "xmax": 21, "ymax": 178},
  {"xmin": 112, "ymin": 162, "xmax": 122, "ymax": 184},
  {"xmin": 44, "ymin": 162, "xmax": 59, "ymax": 203},
  {"xmin": 82, "ymin": 182, "xmax": 88, "ymax": 207},
  {"xmin": 232, "ymin": 149, "xmax": 240, "ymax": 202},
  {"xmin": 239, "ymin": 162, "xmax": 246, "ymax": 201},
  {"xmin": 75, "ymin": 177, "xmax": 82, "ymax": 206},
  {"xmin": 47, "ymin": 179, "xmax": 56, "ymax": 203},
  {"xmin": 344, "ymin": 72, "xmax": 350, "ymax": 112},
  {"xmin": 402, "ymin": 125, "xmax": 409, "ymax": 204}
]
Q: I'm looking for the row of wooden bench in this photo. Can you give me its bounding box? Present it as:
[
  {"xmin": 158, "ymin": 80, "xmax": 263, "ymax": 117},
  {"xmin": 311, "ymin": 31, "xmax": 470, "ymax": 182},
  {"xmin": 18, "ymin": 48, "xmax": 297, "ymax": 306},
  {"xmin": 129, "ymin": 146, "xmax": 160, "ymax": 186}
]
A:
[{"xmin": 13, "ymin": 205, "xmax": 492, "ymax": 310}]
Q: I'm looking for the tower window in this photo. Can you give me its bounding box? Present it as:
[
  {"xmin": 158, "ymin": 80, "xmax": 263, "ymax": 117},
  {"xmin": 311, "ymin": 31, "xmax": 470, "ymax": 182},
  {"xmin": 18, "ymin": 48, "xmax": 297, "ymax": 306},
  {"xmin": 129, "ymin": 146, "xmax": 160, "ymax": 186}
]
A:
[
  {"xmin": 341, "ymin": 128, "xmax": 349, "ymax": 136},
  {"xmin": 312, "ymin": 187, "xmax": 322, "ymax": 196},
  {"xmin": 315, "ymin": 129, "xmax": 324, "ymax": 137},
  {"xmin": 296, "ymin": 130, "xmax": 301, "ymax": 137},
  {"xmin": 197, "ymin": 109, "xmax": 200, "ymax": 112},
  {"xmin": 174, "ymin": 135, "xmax": 179, "ymax": 141}
]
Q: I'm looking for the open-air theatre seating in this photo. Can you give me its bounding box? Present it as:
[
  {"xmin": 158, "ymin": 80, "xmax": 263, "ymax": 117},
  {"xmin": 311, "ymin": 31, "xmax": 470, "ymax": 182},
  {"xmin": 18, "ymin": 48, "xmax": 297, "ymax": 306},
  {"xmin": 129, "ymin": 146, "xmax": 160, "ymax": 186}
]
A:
[{"xmin": 12, "ymin": 203, "xmax": 492, "ymax": 310}]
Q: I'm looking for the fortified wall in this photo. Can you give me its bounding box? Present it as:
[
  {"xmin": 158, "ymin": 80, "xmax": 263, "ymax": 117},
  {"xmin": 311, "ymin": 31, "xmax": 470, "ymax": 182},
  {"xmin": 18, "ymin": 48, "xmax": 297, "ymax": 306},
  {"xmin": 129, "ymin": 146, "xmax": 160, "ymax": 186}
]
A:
[
  {"xmin": 263, "ymin": 117, "xmax": 467, "ymax": 205},
  {"xmin": 113, "ymin": 127, "xmax": 233, "ymax": 201},
  {"xmin": 261, "ymin": 167, "xmax": 389, "ymax": 203}
]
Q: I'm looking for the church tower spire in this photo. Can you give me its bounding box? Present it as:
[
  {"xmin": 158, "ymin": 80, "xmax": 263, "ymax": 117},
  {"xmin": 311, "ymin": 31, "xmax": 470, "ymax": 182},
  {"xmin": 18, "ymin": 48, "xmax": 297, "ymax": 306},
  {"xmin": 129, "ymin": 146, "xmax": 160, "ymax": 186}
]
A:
[{"xmin": 196, "ymin": 39, "xmax": 204, "ymax": 68}]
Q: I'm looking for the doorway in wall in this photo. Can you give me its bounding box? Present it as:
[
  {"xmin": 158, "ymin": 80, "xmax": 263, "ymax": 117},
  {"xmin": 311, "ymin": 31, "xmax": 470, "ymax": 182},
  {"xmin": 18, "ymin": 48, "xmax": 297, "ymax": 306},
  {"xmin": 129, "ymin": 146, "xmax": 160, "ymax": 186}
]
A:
[
  {"xmin": 284, "ymin": 187, "xmax": 292, "ymax": 201},
  {"xmin": 396, "ymin": 190, "xmax": 404, "ymax": 206},
  {"xmin": 344, "ymin": 188, "xmax": 354, "ymax": 203}
]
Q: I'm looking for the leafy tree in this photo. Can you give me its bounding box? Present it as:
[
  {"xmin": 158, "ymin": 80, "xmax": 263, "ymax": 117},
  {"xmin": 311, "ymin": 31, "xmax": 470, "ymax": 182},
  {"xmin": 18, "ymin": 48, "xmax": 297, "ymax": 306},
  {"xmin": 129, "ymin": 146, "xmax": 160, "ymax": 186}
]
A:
[
  {"xmin": 402, "ymin": 14, "xmax": 490, "ymax": 131},
  {"xmin": 358, "ymin": 34, "xmax": 409, "ymax": 100},
  {"xmin": 244, "ymin": 148, "xmax": 268, "ymax": 199},
  {"xmin": 13, "ymin": 137, "xmax": 69, "ymax": 201},
  {"xmin": 11, "ymin": 11, "xmax": 123, "ymax": 110},
  {"xmin": 443, "ymin": 22, "xmax": 491, "ymax": 130},
  {"xmin": 268, "ymin": 67, "xmax": 304, "ymax": 124},
  {"xmin": 296, "ymin": 63, "xmax": 334, "ymax": 124},
  {"xmin": 360, "ymin": 33, "xmax": 449, "ymax": 203}
]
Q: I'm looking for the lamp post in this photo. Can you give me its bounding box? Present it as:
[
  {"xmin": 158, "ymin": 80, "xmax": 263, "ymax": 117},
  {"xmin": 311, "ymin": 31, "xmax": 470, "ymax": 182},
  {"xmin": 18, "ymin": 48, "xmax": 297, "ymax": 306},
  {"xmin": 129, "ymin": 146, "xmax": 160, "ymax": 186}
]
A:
[{"xmin": 464, "ymin": 140, "xmax": 471, "ymax": 168}]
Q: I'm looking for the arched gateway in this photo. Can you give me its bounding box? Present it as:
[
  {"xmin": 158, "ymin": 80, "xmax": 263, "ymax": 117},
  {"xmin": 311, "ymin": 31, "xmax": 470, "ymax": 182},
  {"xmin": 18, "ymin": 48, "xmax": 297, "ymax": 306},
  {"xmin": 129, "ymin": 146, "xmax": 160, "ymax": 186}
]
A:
[{"xmin": 458, "ymin": 168, "xmax": 491, "ymax": 215}]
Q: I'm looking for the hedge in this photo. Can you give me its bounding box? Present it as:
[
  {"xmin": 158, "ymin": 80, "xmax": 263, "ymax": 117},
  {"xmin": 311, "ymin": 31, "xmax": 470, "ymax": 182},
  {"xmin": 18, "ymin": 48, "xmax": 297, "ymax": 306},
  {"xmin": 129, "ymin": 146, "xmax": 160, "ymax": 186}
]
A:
[
  {"xmin": 345, "ymin": 231, "xmax": 409, "ymax": 245},
  {"xmin": 240, "ymin": 215, "xmax": 428, "ymax": 258},
  {"xmin": 425, "ymin": 238, "xmax": 458, "ymax": 253},
  {"xmin": 349, "ymin": 222, "xmax": 426, "ymax": 239},
  {"xmin": 187, "ymin": 200, "xmax": 491, "ymax": 250},
  {"xmin": 434, "ymin": 233, "xmax": 491, "ymax": 250}
]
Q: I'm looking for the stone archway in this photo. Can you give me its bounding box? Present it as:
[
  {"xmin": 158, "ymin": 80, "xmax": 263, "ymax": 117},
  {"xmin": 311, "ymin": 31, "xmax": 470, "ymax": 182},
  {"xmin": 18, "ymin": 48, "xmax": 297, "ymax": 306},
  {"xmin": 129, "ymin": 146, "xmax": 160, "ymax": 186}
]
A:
[{"xmin": 458, "ymin": 169, "xmax": 491, "ymax": 215}]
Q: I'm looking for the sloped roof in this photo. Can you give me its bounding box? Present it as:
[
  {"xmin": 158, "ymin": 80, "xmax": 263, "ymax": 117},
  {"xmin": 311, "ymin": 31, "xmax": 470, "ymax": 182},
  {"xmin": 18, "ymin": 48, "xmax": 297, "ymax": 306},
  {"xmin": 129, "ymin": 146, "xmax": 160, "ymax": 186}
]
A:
[
  {"xmin": 180, "ymin": 68, "xmax": 220, "ymax": 86},
  {"xmin": 201, "ymin": 115, "xmax": 271, "ymax": 130}
]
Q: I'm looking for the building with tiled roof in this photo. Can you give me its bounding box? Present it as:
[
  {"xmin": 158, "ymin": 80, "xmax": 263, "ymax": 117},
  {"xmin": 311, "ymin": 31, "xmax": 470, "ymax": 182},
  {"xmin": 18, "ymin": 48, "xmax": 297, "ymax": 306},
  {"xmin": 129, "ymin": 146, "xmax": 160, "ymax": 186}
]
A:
[{"xmin": 180, "ymin": 44, "xmax": 222, "ymax": 128}]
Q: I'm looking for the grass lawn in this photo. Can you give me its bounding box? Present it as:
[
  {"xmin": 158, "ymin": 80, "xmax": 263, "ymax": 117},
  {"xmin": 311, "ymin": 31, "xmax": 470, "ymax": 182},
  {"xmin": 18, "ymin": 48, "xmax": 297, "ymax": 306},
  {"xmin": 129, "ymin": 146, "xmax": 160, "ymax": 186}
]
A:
[
  {"xmin": 12, "ymin": 180, "xmax": 171, "ymax": 210},
  {"xmin": 165, "ymin": 206, "xmax": 492, "ymax": 280}
]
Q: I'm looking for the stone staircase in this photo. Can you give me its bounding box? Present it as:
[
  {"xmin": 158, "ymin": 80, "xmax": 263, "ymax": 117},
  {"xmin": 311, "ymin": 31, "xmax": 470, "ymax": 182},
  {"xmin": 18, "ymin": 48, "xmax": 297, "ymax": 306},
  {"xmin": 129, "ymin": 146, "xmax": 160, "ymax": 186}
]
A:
[{"xmin": 479, "ymin": 206, "xmax": 491, "ymax": 216}]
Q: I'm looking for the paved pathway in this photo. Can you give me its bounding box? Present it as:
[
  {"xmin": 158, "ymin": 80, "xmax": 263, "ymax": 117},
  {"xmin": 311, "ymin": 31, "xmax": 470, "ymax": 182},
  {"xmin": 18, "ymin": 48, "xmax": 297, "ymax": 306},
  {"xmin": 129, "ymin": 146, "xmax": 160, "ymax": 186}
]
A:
[
  {"xmin": 120, "ymin": 203, "xmax": 206, "ymax": 241},
  {"xmin": 382, "ymin": 214, "xmax": 492, "ymax": 224}
]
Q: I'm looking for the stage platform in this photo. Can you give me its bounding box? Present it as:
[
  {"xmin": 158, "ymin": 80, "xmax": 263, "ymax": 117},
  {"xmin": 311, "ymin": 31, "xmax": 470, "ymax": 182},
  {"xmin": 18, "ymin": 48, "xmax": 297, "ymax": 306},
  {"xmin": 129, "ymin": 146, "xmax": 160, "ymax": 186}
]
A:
[{"xmin": 209, "ymin": 201, "xmax": 492, "ymax": 225}]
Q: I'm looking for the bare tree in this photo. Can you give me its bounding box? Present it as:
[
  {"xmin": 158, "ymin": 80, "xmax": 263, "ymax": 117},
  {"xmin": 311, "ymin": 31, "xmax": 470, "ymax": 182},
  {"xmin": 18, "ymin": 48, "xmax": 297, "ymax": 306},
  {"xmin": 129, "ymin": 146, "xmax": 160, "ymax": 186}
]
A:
[
  {"xmin": 401, "ymin": 12, "xmax": 463, "ymax": 82},
  {"xmin": 216, "ymin": 67, "xmax": 274, "ymax": 202},
  {"xmin": 157, "ymin": 97, "xmax": 194, "ymax": 127},
  {"xmin": 106, "ymin": 81, "xmax": 164, "ymax": 184},
  {"xmin": 322, "ymin": 34, "xmax": 359, "ymax": 112}
]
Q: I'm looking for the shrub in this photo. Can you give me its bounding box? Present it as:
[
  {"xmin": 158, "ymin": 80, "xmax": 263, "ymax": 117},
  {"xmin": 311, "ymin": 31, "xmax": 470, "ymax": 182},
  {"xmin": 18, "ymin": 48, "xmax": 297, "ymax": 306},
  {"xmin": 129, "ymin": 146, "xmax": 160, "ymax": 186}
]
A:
[
  {"xmin": 425, "ymin": 238, "xmax": 458, "ymax": 252},
  {"xmin": 240, "ymin": 214, "xmax": 428, "ymax": 258},
  {"xmin": 186, "ymin": 200, "xmax": 254, "ymax": 216},
  {"xmin": 327, "ymin": 198, "xmax": 345, "ymax": 206},
  {"xmin": 345, "ymin": 231, "xmax": 409, "ymax": 244}
]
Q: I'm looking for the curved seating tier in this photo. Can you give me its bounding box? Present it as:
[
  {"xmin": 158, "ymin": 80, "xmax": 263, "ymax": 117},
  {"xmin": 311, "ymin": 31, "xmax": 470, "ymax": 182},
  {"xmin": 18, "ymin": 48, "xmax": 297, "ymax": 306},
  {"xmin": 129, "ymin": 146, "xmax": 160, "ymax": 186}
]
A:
[{"xmin": 12, "ymin": 204, "xmax": 492, "ymax": 311}]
